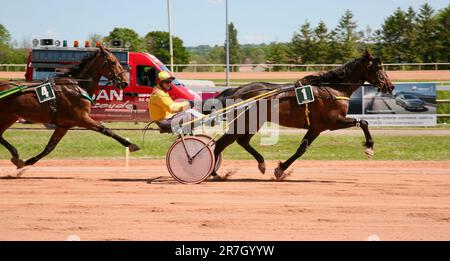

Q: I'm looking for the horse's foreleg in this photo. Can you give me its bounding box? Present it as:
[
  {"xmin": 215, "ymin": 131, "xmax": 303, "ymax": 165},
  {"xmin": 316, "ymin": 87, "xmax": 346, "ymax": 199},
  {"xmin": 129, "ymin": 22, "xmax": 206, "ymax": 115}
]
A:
[
  {"xmin": 359, "ymin": 120, "xmax": 374, "ymax": 158},
  {"xmin": 24, "ymin": 127, "xmax": 69, "ymax": 166},
  {"xmin": 275, "ymin": 129, "xmax": 320, "ymax": 181},
  {"xmin": 236, "ymin": 134, "xmax": 266, "ymax": 174},
  {"xmin": 0, "ymin": 116, "xmax": 25, "ymax": 169},
  {"xmin": 332, "ymin": 117, "xmax": 374, "ymax": 158},
  {"xmin": 80, "ymin": 115, "xmax": 140, "ymax": 152}
]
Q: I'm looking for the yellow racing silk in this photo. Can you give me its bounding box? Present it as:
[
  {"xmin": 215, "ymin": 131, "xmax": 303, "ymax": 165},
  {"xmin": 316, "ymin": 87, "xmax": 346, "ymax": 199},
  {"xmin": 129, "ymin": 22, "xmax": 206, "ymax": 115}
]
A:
[{"xmin": 149, "ymin": 87, "xmax": 189, "ymax": 121}]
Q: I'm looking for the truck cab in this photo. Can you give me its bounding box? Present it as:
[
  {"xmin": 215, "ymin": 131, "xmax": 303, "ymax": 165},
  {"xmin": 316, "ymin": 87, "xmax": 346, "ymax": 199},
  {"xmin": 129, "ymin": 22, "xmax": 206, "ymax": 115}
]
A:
[{"xmin": 25, "ymin": 39, "xmax": 201, "ymax": 122}]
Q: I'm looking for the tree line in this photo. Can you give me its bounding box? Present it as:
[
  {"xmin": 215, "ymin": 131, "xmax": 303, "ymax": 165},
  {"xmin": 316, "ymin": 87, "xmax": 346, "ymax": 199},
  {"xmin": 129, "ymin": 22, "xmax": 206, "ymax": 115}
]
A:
[
  {"xmin": 0, "ymin": 3, "xmax": 448, "ymax": 67},
  {"xmin": 192, "ymin": 3, "xmax": 449, "ymax": 66},
  {"xmin": 0, "ymin": 24, "xmax": 29, "ymax": 65},
  {"xmin": 0, "ymin": 26, "xmax": 191, "ymax": 66}
]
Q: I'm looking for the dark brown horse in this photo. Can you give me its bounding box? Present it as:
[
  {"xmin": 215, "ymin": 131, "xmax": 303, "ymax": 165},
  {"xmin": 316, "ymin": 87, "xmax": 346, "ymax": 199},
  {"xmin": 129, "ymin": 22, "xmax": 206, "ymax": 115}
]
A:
[
  {"xmin": 0, "ymin": 45, "xmax": 139, "ymax": 173},
  {"xmin": 210, "ymin": 51, "xmax": 394, "ymax": 180}
]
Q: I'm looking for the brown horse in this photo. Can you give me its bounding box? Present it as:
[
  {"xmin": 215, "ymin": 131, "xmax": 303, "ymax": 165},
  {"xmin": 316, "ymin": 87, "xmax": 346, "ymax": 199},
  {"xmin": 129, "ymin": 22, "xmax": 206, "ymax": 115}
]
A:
[
  {"xmin": 0, "ymin": 45, "xmax": 139, "ymax": 172},
  {"xmin": 210, "ymin": 51, "xmax": 394, "ymax": 180}
]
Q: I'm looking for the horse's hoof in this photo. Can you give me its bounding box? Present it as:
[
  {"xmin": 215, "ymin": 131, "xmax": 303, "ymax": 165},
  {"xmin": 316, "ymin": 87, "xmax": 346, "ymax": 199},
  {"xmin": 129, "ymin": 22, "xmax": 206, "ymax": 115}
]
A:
[
  {"xmin": 364, "ymin": 147, "xmax": 374, "ymax": 159},
  {"xmin": 274, "ymin": 167, "xmax": 291, "ymax": 181},
  {"xmin": 128, "ymin": 144, "xmax": 140, "ymax": 152},
  {"xmin": 11, "ymin": 157, "xmax": 25, "ymax": 169},
  {"xmin": 258, "ymin": 162, "xmax": 266, "ymax": 175},
  {"xmin": 16, "ymin": 166, "xmax": 31, "ymax": 177}
]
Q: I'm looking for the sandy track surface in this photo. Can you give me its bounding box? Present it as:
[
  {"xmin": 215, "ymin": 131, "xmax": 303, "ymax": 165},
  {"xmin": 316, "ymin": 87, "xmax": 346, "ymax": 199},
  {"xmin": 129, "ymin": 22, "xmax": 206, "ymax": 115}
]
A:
[
  {"xmin": 0, "ymin": 159, "xmax": 449, "ymax": 241},
  {"xmin": 2, "ymin": 70, "xmax": 450, "ymax": 81}
]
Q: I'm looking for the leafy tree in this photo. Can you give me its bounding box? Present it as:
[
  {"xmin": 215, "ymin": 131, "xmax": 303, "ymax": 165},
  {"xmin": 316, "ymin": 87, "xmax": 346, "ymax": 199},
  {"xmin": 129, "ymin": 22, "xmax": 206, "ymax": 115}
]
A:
[
  {"xmin": 416, "ymin": 3, "xmax": 439, "ymax": 62},
  {"xmin": 225, "ymin": 23, "xmax": 243, "ymax": 64},
  {"xmin": 105, "ymin": 27, "xmax": 145, "ymax": 51},
  {"xmin": 185, "ymin": 5, "xmax": 450, "ymax": 66},
  {"xmin": 291, "ymin": 21, "xmax": 315, "ymax": 63},
  {"xmin": 312, "ymin": 21, "xmax": 331, "ymax": 64},
  {"xmin": 187, "ymin": 45, "xmax": 212, "ymax": 57},
  {"xmin": 6, "ymin": 48, "xmax": 28, "ymax": 64},
  {"xmin": 332, "ymin": 10, "xmax": 363, "ymax": 63},
  {"xmin": 144, "ymin": 31, "xmax": 189, "ymax": 65},
  {"xmin": 266, "ymin": 42, "xmax": 289, "ymax": 69},
  {"xmin": 207, "ymin": 45, "xmax": 226, "ymax": 64},
  {"xmin": 378, "ymin": 8, "xmax": 406, "ymax": 62},
  {"xmin": 435, "ymin": 4, "xmax": 450, "ymax": 62},
  {"xmin": 0, "ymin": 24, "xmax": 11, "ymax": 44},
  {"xmin": 241, "ymin": 44, "xmax": 267, "ymax": 64},
  {"xmin": 0, "ymin": 24, "xmax": 28, "ymax": 64},
  {"xmin": 0, "ymin": 24, "xmax": 12, "ymax": 63}
]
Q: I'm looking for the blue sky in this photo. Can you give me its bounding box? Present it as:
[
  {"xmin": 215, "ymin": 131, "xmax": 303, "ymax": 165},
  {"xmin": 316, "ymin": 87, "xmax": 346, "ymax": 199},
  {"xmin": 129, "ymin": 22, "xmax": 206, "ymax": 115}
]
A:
[{"xmin": 0, "ymin": 0, "xmax": 448, "ymax": 47}]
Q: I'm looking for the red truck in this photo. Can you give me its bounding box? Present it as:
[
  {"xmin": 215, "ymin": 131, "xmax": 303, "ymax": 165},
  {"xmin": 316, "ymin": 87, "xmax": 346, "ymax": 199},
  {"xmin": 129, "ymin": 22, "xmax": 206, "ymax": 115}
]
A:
[{"xmin": 25, "ymin": 39, "xmax": 201, "ymax": 122}]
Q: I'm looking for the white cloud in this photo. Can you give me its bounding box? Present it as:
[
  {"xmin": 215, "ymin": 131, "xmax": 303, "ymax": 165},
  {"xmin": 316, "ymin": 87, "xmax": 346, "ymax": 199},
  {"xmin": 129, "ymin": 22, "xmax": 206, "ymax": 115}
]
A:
[{"xmin": 206, "ymin": 0, "xmax": 224, "ymax": 5}]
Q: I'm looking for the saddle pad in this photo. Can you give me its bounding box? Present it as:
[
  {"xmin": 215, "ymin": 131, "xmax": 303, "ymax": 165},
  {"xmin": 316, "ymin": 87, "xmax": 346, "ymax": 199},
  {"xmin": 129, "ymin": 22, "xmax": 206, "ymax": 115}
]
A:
[
  {"xmin": 35, "ymin": 82, "xmax": 56, "ymax": 103},
  {"xmin": 295, "ymin": 85, "xmax": 315, "ymax": 105}
]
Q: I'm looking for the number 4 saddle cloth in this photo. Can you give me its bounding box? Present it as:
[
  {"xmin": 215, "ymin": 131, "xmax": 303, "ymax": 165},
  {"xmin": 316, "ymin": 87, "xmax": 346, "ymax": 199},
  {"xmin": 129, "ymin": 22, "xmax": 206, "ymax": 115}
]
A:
[{"xmin": 2, "ymin": 79, "xmax": 94, "ymax": 105}]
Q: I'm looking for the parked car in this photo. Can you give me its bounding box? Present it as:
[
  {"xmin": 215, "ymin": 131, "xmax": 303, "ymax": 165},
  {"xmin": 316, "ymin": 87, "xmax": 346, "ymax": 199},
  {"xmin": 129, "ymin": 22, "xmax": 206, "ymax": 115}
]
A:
[{"xmin": 395, "ymin": 94, "xmax": 426, "ymax": 110}]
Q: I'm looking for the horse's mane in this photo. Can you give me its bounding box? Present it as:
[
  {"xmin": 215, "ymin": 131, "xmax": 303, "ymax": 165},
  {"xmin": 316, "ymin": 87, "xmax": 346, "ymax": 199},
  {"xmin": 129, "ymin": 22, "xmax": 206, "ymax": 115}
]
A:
[
  {"xmin": 62, "ymin": 51, "xmax": 100, "ymax": 77},
  {"xmin": 213, "ymin": 56, "xmax": 366, "ymax": 101},
  {"xmin": 301, "ymin": 57, "xmax": 363, "ymax": 87}
]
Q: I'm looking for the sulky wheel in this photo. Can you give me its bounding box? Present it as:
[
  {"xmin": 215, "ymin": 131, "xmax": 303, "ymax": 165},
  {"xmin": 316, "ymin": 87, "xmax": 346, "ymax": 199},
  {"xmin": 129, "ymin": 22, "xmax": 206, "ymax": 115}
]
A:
[
  {"xmin": 193, "ymin": 134, "xmax": 223, "ymax": 172},
  {"xmin": 166, "ymin": 137, "xmax": 215, "ymax": 184}
]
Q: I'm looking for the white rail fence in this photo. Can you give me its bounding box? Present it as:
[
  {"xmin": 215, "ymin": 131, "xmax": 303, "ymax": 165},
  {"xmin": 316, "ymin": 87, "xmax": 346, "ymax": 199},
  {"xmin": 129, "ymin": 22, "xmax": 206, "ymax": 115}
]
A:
[
  {"xmin": 171, "ymin": 63, "xmax": 450, "ymax": 72},
  {"xmin": 2, "ymin": 63, "xmax": 450, "ymax": 72}
]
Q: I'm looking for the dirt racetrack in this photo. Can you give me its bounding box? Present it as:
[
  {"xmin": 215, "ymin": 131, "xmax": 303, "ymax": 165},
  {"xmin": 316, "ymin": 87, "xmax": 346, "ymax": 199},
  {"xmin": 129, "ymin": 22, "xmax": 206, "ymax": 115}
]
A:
[{"xmin": 0, "ymin": 159, "xmax": 449, "ymax": 241}]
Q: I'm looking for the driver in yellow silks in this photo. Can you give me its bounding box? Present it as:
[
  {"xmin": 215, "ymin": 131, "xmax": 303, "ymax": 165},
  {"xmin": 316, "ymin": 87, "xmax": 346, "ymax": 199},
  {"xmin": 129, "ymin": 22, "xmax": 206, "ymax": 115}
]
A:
[{"xmin": 149, "ymin": 71, "xmax": 203, "ymax": 133}]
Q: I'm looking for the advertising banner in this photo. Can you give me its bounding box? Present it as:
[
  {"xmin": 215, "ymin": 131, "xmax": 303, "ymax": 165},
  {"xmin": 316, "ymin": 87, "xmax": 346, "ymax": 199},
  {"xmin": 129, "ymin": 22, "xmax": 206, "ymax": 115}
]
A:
[{"xmin": 348, "ymin": 83, "xmax": 437, "ymax": 126}]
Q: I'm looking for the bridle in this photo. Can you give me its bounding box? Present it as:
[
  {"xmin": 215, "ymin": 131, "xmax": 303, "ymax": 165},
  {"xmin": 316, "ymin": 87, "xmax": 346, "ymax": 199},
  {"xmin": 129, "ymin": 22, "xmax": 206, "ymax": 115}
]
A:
[{"xmin": 100, "ymin": 53, "xmax": 128, "ymax": 88}]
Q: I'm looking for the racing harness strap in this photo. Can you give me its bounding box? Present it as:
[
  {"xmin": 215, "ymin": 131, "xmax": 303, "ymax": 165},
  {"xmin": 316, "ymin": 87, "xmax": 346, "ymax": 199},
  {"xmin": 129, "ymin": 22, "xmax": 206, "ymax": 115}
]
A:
[
  {"xmin": 305, "ymin": 103, "xmax": 311, "ymax": 127},
  {"xmin": 304, "ymin": 96, "xmax": 350, "ymax": 128}
]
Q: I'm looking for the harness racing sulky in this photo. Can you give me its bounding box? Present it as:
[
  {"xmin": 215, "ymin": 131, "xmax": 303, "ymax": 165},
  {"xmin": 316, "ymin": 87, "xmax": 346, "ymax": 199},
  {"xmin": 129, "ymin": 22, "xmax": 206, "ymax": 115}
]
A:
[{"xmin": 164, "ymin": 51, "xmax": 394, "ymax": 184}]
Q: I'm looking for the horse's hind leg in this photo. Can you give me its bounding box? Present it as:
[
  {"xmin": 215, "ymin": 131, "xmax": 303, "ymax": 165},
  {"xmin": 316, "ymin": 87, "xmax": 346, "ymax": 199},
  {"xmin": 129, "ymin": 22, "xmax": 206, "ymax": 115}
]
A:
[
  {"xmin": 0, "ymin": 116, "xmax": 25, "ymax": 169},
  {"xmin": 237, "ymin": 134, "xmax": 266, "ymax": 174},
  {"xmin": 79, "ymin": 115, "xmax": 140, "ymax": 152},
  {"xmin": 210, "ymin": 133, "xmax": 239, "ymax": 177},
  {"xmin": 24, "ymin": 127, "xmax": 69, "ymax": 166}
]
